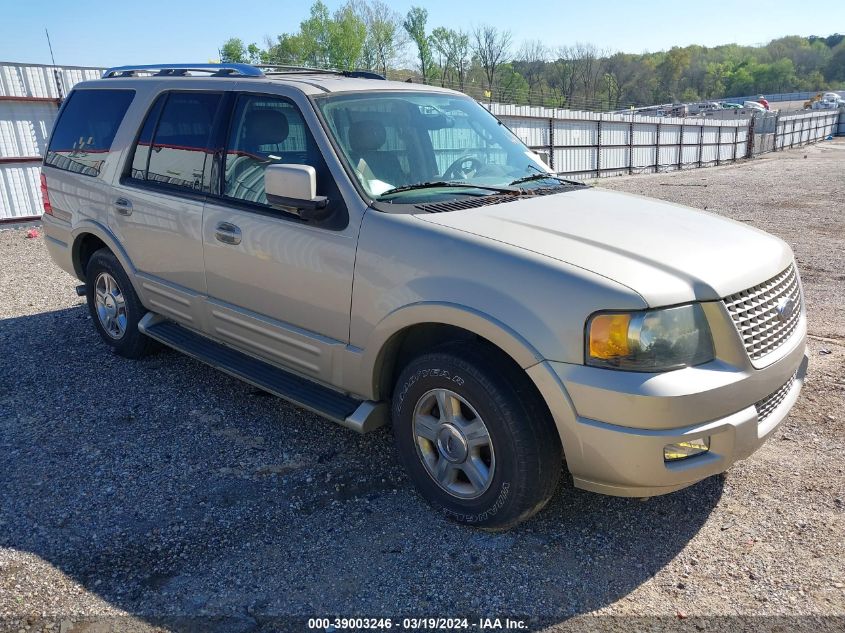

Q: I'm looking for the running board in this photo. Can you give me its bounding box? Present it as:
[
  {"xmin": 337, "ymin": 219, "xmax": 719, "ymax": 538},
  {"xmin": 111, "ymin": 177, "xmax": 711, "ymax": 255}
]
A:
[{"xmin": 138, "ymin": 314, "xmax": 387, "ymax": 433}]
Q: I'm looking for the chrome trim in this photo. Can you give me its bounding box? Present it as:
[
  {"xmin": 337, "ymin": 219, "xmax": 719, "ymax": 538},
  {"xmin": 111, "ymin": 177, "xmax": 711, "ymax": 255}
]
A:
[{"xmin": 102, "ymin": 63, "xmax": 264, "ymax": 78}]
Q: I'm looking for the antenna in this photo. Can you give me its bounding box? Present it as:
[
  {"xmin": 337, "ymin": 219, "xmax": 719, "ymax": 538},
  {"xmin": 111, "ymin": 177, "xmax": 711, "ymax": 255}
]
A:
[{"xmin": 44, "ymin": 28, "xmax": 64, "ymax": 100}]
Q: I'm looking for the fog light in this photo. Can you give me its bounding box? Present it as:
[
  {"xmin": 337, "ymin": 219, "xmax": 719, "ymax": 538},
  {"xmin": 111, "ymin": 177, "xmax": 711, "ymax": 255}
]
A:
[{"xmin": 664, "ymin": 437, "xmax": 710, "ymax": 462}]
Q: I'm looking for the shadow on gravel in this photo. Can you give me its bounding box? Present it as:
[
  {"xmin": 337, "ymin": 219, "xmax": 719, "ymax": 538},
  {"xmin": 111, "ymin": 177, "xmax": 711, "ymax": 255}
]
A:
[{"xmin": 0, "ymin": 306, "xmax": 723, "ymax": 631}]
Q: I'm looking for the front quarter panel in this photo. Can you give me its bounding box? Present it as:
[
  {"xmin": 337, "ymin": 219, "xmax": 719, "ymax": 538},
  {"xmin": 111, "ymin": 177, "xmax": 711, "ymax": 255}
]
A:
[{"xmin": 350, "ymin": 209, "xmax": 647, "ymax": 392}]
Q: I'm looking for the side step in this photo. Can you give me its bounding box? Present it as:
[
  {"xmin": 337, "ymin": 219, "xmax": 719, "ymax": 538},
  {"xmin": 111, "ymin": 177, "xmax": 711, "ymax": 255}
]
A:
[{"xmin": 138, "ymin": 314, "xmax": 387, "ymax": 433}]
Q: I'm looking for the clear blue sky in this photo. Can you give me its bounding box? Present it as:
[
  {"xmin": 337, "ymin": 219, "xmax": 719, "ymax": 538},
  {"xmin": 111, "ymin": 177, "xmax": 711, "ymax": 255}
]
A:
[{"xmin": 1, "ymin": 0, "xmax": 843, "ymax": 68}]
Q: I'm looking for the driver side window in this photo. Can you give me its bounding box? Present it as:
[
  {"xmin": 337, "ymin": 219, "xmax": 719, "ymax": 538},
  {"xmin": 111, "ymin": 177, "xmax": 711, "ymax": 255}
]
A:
[{"xmin": 223, "ymin": 95, "xmax": 325, "ymax": 206}]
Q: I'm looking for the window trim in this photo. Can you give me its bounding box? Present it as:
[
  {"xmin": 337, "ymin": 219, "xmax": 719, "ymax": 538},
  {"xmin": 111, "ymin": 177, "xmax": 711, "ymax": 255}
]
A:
[
  {"xmin": 44, "ymin": 88, "xmax": 136, "ymax": 178},
  {"xmin": 120, "ymin": 89, "xmax": 227, "ymax": 200}
]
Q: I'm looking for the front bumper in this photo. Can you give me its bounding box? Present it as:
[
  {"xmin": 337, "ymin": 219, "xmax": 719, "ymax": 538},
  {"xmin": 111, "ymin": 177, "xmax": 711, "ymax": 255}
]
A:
[{"xmin": 527, "ymin": 321, "xmax": 808, "ymax": 497}]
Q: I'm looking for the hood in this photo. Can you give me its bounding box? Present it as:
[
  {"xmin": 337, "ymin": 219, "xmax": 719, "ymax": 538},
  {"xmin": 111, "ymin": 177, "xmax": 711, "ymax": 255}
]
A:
[{"xmin": 415, "ymin": 187, "xmax": 793, "ymax": 306}]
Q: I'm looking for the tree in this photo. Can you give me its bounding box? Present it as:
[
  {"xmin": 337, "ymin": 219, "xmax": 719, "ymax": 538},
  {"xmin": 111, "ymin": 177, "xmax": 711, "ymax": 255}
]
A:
[
  {"xmin": 403, "ymin": 6, "xmax": 433, "ymax": 83},
  {"xmin": 220, "ymin": 38, "xmax": 248, "ymax": 63},
  {"xmin": 448, "ymin": 30, "xmax": 471, "ymax": 91},
  {"xmin": 825, "ymin": 40, "xmax": 845, "ymax": 82},
  {"xmin": 472, "ymin": 25, "xmax": 512, "ymax": 97},
  {"xmin": 353, "ymin": 0, "xmax": 405, "ymax": 75},
  {"xmin": 515, "ymin": 39, "xmax": 548, "ymax": 101},
  {"xmin": 429, "ymin": 27, "xmax": 454, "ymax": 86}
]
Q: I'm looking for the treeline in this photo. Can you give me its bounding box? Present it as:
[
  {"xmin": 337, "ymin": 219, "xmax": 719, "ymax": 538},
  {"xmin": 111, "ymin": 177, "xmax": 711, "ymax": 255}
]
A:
[{"xmin": 219, "ymin": 1, "xmax": 845, "ymax": 110}]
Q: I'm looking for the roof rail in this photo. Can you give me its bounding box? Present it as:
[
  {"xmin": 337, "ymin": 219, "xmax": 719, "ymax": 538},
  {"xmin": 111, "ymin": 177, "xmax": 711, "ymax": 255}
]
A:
[
  {"xmin": 258, "ymin": 65, "xmax": 385, "ymax": 80},
  {"xmin": 102, "ymin": 63, "xmax": 264, "ymax": 78}
]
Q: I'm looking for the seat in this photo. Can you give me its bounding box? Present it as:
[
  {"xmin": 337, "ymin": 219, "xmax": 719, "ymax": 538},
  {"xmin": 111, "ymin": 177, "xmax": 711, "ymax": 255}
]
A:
[
  {"xmin": 348, "ymin": 119, "xmax": 406, "ymax": 187},
  {"xmin": 225, "ymin": 108, "xmax": 290, "ymax": 203}
]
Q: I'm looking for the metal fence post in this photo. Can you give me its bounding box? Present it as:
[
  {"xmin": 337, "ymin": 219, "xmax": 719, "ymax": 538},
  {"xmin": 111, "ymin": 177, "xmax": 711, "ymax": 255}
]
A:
[
  {"xmin": 731, "ymin": 125, "xmax": 739, "ymax": 163},
  {"xmin": 746, "ymin": 116, "xmax": 756, "ymax": 158},
  {"xmin": 548, "ymin": 117, "xmax": 554, "ymax": 170},
  {"xmin": 596, "ymin": 116, "xmax": 602, "ymax": 178},
  {"xmin": 655, "ymin": 121, "xmax": 661, "ymax": 173},
  {"xmin": 716, "ymin": 125, "xmax": 722, "ymax": 166},
  {"xmin": 678, "ymin": 122, "xmax": 684, "ymax": 170},
  {"xmin": 773, "ymin": 112, "xmax": 780, "ymax": 151},
  {"xmin": 628, "ymin": 116, "xmax": 634, "ymax": 175},
  {"xmin": 697, "ymin": 123, "xmax": 704, "ymax": 168}
]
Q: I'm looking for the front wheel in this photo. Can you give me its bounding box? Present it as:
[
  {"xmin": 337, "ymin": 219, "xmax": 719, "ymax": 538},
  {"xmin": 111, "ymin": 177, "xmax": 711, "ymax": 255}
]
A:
[{"xmin": 391, "ymin": 342, "xmax": 562, "ymax": 529}]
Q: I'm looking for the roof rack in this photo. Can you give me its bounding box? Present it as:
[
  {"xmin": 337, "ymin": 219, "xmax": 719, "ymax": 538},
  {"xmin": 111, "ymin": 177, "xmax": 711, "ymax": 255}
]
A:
[
  {"xmin": 102, "ymin": 63, "xmax": 264, "ymax": 78},
  {"xmin": 101, "ymin": 63, "xmax": 386, "ymax": 81},
  {"xmin": 255, "ymin": 65, "xmax": 385, "ymax": 80}
]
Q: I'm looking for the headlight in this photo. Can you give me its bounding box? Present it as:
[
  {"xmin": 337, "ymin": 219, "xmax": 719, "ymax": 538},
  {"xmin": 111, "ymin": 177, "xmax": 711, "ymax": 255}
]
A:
[{"xmin": 586, "ymin": 304, "xmax": 714, "ymax": 371}]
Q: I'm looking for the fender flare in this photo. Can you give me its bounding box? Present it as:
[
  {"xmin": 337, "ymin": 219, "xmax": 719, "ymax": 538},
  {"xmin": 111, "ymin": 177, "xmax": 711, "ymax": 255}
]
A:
[
  {"xmin": 70, "ymin": 220, "xmax": 141, "ymax": 294},
  {"xmin": 357, "ymin": 301, "xmax": 546, "ymax": 398}
]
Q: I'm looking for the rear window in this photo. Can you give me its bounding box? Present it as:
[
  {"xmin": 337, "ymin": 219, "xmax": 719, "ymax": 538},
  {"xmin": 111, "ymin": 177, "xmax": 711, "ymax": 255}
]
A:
[
  {"xmin": 45, "ymin": 89, "xmax": 135, "ymax": 177},
  {"xmin": 127, "ymin": 92, "xmax": 222, "ymax": 192}
]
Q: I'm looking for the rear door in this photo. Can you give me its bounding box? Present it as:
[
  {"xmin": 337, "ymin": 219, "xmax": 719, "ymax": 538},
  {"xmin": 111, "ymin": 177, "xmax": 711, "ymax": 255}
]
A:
[
  {"xmin": 111, "ymin": 90, "xmax": 225, "ymax": 328},
  {"xmin": 201, "ymin": 91, "xmax": 357, "ymax": 383}
]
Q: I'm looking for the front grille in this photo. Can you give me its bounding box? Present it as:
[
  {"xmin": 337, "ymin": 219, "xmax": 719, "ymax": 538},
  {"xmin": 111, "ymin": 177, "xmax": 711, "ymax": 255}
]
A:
[
  {"xmin": 723, "ymin": 264, "xmax": 802, "ymax": 361},
  {"xmin": 755, "ymin": 371, "xmax": 797, "ymax": 422}
]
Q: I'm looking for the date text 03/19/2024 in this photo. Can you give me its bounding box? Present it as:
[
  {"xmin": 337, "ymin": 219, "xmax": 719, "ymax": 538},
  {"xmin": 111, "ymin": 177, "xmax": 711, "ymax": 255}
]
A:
[{"xmin": 307, "ymin": 617, "xmax": 528, "ymax": 630}]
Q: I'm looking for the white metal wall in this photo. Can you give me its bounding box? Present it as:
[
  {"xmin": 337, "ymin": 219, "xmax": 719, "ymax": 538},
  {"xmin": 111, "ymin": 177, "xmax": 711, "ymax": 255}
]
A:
[
  {"xmin": 0, "ymin": 62, "xmax": 103, "ymax": 220},
  {"xmin": 487, "ymin": 104, "xmax": 760, "ymax": 178}
]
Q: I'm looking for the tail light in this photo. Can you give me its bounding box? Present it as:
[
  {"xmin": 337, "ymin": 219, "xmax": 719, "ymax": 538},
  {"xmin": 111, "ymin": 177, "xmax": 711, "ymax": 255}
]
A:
[{"xmin": 40, "ymin": 172, "xmax": 53, "ymax": 215}]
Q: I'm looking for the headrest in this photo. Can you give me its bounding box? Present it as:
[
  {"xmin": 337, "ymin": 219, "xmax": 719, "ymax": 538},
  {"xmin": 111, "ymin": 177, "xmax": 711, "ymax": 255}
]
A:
[
  {"xmin": 349, "ymin": 119, "xmax": 387, "ymax": 153},
  {"xmin": 243, "ymin": 108, "xmax": 289, "ymax": 149}
]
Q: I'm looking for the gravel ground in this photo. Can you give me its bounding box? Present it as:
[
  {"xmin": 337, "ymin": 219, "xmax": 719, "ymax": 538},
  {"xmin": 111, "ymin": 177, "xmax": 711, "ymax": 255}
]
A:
[{"xmin": 1, "ymin": 140, "xmax": 844, "ymax": 633}]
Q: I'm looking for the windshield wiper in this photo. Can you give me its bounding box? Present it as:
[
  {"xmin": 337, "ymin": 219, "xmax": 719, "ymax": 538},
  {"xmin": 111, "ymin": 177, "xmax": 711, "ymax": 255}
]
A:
[
  {"xmin": 508, "ymin": 172, "xmax": 584, "ymax": 187},
  {"xmin": 380, "ymin": 181, "xmax": 519, "ymax": 197}
]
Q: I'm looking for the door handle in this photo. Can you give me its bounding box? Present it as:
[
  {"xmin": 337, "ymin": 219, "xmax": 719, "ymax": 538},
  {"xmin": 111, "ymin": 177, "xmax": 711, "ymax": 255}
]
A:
[
  {"xmin": 215, "ymin": 221, "xmax": 242, "ymax": 245},
  {"xmin": 114, "ymin": 198, "xmax": 133, "ymax": 216}
]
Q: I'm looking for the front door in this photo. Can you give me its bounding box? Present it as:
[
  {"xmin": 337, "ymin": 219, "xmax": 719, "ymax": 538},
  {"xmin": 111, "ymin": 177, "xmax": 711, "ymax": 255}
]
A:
[{"xmin": 201, "ymin": 93, "xmax": 358, "ymax": 383}]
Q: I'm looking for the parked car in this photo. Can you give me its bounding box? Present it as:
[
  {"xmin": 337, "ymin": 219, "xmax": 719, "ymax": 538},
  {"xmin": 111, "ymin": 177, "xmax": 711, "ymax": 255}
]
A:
[
  {"xmin": 812, "ymin": 93, "xmax": 844, "ymax": 110},
  {"xmin": 743, "ymin": 100, "xmax": 768, "ymax": 113},
  {"xmin": 720, "ymin": 102, "xmax": 744, "ymax": 109},
  {"xmin": 41, "ymin": 64, "xmax": 808, "ymax": 529},
  {"xmin": 687, "ymin": 101, "xmax": 721, "ymax": 115}
]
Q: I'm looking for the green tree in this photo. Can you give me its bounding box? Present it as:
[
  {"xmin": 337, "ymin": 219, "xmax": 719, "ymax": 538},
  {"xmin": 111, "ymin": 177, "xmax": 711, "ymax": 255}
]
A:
[
  {"xmin": 219, "ymin": 38, "xmax": 248, "ymax": 63},
  {"xmin": 403, "ymin": 6, "xmax": 433, "ymax": 83}
]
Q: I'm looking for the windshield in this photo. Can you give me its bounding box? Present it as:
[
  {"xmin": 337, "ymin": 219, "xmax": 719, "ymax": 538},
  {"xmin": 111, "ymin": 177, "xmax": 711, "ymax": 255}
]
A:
[{"xmin": 315, "ymin": 91, "xmax": 553, "ymax": 201}]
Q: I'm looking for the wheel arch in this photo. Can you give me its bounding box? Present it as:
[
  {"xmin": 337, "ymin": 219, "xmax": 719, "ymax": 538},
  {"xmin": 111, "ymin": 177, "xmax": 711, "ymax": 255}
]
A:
[
  {"xmin": 70, "ymin": 221, "xmax": 138, "ymax": 288},
  {"xmin": 361, "ymin": 303, "xmax": 545, "ymax": 402}
]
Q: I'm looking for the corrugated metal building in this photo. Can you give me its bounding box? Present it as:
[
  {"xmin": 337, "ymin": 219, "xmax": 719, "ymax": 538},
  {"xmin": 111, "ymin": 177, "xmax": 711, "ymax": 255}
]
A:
[{"xmin": 0, "ymin": 62, "xmax": 103, "ymax": 221}]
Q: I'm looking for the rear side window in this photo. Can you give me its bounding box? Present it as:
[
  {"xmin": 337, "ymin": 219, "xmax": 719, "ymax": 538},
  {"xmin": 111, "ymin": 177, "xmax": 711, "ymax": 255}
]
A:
[
  {"xmin": 128, "ymin": 92, "xmax": 222, "ymax": 192},
  {"xmin": 45, "ymin": 89, "xmax": 135, "ymax": 177}
]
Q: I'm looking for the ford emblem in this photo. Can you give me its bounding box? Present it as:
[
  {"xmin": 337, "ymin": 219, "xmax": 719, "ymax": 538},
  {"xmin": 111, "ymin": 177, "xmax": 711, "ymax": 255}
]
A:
[{"xmin": 776, "ymin": 297, "xmax": 796, "ymax": 322}]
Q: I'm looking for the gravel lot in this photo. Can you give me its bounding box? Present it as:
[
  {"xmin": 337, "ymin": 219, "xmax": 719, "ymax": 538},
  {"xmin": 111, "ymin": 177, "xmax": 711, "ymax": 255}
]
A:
[{"xmin": 1, "ymin": 140, "xmax": 843, "ymax": 633}]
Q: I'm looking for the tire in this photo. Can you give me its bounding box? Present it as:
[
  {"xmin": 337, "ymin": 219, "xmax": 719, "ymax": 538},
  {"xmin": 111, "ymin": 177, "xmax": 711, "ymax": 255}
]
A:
[
  {"xmin": 392, "ymin": 341, "xmax": 562, "ymax": 530},
  {"xmin": 85, "ymin": 248, "xmax": 156, "ymax": 359}
]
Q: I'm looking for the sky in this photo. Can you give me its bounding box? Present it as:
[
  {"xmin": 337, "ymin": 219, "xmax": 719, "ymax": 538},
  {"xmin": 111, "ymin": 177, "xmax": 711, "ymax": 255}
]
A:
[{"xmin": 1, "ymin": 0, "xmax": 844, "ymax": 69}]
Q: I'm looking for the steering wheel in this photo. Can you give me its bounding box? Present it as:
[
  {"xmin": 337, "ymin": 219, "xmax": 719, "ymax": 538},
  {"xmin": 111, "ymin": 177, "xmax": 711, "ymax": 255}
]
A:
[{"xmin": 444, "ymin": 155, "xmax": 483, "ymax": 180}]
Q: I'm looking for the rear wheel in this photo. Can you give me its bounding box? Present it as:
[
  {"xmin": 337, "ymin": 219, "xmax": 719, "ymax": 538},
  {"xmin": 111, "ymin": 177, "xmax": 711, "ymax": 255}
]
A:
[
  {"xmin": 85, "ymin": 249, "xmax": 156, "ymax": 359},
  {"xmin": 392, "ymin": 342, "xmax": 562, "ymax": 529}
]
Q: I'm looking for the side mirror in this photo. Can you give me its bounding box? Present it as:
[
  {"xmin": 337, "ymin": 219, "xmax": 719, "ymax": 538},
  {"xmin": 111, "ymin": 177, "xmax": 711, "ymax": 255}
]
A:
[{"xmin": 264, "ymin": 164, "xmax": 331, "ymax": 221}]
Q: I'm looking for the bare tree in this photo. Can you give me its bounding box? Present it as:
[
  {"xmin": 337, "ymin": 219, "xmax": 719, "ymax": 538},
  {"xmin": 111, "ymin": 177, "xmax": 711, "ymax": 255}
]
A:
[
  {"xmin": 472, "ymin": 25, "xmax": 512, "ymax": 96},
  {"xmin": 573, "ymin": 42, "xmax": 605, "ymax": 106},
  {"xmin": 351, "ymin": 0, "xmax": 406, "ymax": 75},
  {"xmin": 517, "ymin": 39, "xmax": 548, "ymax": 99},
  {"xmin": 550, "ymin": 46, "xmax": 579, "ymax": 107}
]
